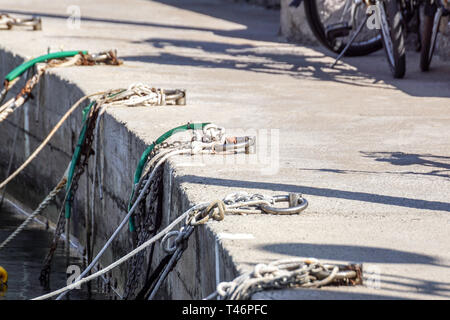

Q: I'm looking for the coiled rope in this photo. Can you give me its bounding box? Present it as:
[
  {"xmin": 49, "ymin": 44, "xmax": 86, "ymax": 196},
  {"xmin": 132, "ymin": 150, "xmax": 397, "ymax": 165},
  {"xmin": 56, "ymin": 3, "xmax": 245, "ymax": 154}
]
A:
[{"xmin": 204, "ymin": 258, "xmax": 363, "ymax": 300}]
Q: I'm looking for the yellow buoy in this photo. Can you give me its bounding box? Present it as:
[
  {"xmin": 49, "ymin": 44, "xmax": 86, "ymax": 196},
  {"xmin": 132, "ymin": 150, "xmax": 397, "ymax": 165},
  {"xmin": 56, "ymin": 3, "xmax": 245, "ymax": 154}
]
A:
[
  {"xmin": 0, "ymin": 266, "xmax": 7, "ymax": 285},
  {"xmin": 0, "ymin": 266, "xmax": 7, "ymax": 297}
]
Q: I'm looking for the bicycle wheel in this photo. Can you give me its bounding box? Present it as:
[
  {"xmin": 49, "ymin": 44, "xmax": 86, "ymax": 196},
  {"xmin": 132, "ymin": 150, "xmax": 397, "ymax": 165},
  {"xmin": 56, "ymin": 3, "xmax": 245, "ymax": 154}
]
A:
[
  {"xmin": 377, "ymin": 0, "xmax": 406, "ymax": 78},
  {"xmin": 303, "ymin": 0, "xmax": 383, "ymax": 56},
  {"xmin": 420, "ymin": 2, "xmax": 441, "ymax": 71}
]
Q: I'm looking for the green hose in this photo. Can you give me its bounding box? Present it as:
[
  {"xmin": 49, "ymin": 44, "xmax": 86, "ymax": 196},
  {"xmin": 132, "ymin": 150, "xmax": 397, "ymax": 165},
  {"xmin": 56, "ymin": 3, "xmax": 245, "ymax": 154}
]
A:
[
  {"xmin": 128, "ymin": 122, "xmax": 210, "ymax": 231},
  {"xmin": 5, "ymin": 51, "xmax": 88, "ymax": 82},
  {"xmin": 64, "ymin": 91, "xmax": 125, "ymax": 219},
  {"xmin": 65, "ymin": 101, "xmax": 95, "ymax": 219}
]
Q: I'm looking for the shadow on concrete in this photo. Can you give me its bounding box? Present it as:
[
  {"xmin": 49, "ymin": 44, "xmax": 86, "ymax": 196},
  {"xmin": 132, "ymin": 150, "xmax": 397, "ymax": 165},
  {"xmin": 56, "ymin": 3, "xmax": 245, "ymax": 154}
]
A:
[
  {"xmin": 258, "ymin": 242, "xmax": 450, "ymax": 298},
  {"xmin": 260, "ymin": 243, "xmax": 439, "ymax": 265},
  {"xmin": 3, "ymin": 1, "xmax": 449, "ymax": 97},
  {"xmin": 295, "ymin": 152, "xmax": 450, "ymax": 180},
  {"xmin": 361, "ymin": 152, "xmax": 450, "ymax": 180},
  {"xmin": 122, "ymin": 38, "xmax": 386, "ymax": 89},
  {"xmin": 0, "ymin": 9, "xmax": 224, "ymax": 34},
  {"xmin": 182, "ymin": 175, "xmax": 450, "ymax": 212},
  {"xmin": 380, "ymin": 273, "xmax": 450, "ymax": 298},
  {"xmin": 252, "ymin": 287, "xmax": 408, "ymax": 299},
  {"xmin": 145, "ymin": 0, "xmax": 450, "ymax": 98}
]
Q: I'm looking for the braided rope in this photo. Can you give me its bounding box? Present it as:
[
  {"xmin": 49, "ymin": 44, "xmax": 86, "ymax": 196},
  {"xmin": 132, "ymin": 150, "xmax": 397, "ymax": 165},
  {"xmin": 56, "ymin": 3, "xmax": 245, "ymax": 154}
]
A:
[
  {"xmin": 0, "ymin": 177, "xmax": 67, "ymax": 250},
  {"xmin": 102, "ymin": 83, "xmax": 184, "ymax": 107},
  {"xmin": 0, "ymin": 105, "xmax": 15, "ymax": 123},
  {"xmin": 0, "ymin": 92, "xmax": 106, "ymax": 191}
]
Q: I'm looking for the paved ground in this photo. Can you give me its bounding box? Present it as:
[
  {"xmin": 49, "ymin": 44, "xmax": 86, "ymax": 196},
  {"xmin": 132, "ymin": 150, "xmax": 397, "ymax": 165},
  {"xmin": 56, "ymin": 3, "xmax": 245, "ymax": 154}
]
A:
[{"xmin": 1, "ymin": 0, "xmax": 449, "ymax": 299}]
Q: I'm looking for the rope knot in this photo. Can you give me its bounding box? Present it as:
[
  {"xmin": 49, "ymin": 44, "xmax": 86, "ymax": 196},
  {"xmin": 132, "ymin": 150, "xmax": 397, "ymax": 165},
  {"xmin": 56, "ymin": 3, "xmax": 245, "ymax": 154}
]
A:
[{"xmin": 189, "ymin": 200, "xmax": 225, "ymax": 225}]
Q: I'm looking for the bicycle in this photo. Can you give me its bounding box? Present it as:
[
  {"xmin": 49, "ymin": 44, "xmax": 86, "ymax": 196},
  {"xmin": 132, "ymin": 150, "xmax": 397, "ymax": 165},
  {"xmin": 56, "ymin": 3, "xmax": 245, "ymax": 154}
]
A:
[
  {"xmin": 420, "ymin": 0, "xmax": 449, "ymax": 71},
  {"xmin": 291, "ymin": 0, "xmax": 415, "ymax": 78}
]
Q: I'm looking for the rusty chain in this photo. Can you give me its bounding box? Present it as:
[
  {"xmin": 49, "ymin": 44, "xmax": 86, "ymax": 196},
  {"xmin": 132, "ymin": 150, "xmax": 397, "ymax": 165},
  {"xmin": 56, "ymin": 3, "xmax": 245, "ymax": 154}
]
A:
[
  {"xmin": 206, "ymin": 258, "xmax": 362, "ymax": 300},
  {"xmin": 0, "ymin": 13, "xmax": 42, "ymax": 30},
  {"xmin": 39, "ymin": 101, "xmax": 101, "ymax": 288},
  {"xmin": 123, "ymin": 141, "xmax": 190, "ymax": 299},
  {"xmin": 0, "ymin": 51, "xmax": 122, "ymax": 124}
]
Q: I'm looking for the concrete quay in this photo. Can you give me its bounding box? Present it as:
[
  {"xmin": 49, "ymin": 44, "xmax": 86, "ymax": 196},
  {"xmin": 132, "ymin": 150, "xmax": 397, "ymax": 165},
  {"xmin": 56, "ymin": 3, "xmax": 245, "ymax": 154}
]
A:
[{"xmin": 0, "ymin": 0, "xmax": 449, "ymax": 299}]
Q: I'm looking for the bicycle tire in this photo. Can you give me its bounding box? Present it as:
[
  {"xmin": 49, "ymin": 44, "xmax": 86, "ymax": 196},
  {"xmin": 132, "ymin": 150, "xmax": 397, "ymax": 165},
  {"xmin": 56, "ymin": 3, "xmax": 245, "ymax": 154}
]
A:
[
  {"xmin": 378, "ymin": 0, "xmax": 406, "ymax": 78},
  {"xmin": 303, "ymin": 0, "xmax": 383, "ymax": 56},
  {"xmin": 420, "ymin": 2, "xmax": 440, "ymax": 71}
]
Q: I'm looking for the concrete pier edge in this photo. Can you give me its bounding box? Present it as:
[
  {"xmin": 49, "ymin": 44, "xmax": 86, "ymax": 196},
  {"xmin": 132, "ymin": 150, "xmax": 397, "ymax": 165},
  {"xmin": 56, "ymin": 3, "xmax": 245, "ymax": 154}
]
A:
[
  {"xmin": 0, "ymin": 0, "xmax": 449, "ymax": 301},
  {"xmin": 0, "ymin": 46, "xmax": 241, "ymax": 299}
]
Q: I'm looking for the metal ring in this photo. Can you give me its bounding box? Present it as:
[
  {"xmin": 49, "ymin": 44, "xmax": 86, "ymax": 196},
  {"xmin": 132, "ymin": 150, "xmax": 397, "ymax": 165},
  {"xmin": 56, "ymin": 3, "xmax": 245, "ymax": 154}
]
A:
[
  {"xmin": 260, "ymin": 195, "xmax": 308, "ymax": 215},
  {"xmin": 213, "ymin": 136, "xmax": 255, "ymax": 153},
  {"xmin": 161, "ymin": 231, "xmax": 180, "ymax": 254}
]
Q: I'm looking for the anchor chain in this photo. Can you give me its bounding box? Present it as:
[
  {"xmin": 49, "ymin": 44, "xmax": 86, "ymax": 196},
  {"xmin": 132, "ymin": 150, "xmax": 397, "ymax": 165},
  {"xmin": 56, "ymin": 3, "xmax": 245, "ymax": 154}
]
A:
[
  {"xmin": 123, "ymin": 156, "xmax": 163, "ymax": 299},
  {"xmin": 123, "ymin": 141, "xmax": 190, "ymax": 299},
  {"xmin": 206, "ymin": 258, "xmax": 363, "ymax": 300},
  {"xmin": 39, "ymin": 101, "xmax": 101, "ymax": 288}
]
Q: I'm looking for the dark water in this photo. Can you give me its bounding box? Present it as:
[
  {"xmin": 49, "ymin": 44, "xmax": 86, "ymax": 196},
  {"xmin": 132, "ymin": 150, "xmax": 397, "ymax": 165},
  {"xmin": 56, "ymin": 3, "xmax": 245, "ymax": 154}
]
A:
[{"xmin": 0, "ymin": 204, "xmax": 107, "ymax": 300}]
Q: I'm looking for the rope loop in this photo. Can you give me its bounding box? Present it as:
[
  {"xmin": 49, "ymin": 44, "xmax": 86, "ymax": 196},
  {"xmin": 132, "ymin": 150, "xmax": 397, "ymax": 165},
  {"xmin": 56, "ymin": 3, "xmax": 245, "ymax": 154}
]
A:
[
  {"xmin": 161, "ymin": 231, "xmax": 181, "ymax": 254},
  {"xmin": 189, "ymin": 200, "xmax": 225, "ymax": 226}
]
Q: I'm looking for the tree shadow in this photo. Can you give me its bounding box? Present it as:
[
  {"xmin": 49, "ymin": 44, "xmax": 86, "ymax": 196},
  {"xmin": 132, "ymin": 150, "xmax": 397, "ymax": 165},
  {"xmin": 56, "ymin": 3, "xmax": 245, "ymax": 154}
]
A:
[
  {"xmin": 144, "ymin": 0, "xmax": 450, "ymax": 98},
  {"xmin": 260, "ymin": 243, "xmax": 439, "ymax": 265},
  {"xmin": 123, "ymin": 37, "xmax": 381, "ymax": 87},
  {"xmin": 361, "ymin": 151, "xmax": 450, "ymax": 180},
  {"xmin": 3, "ymin": 1, "xmax": 450, "ymax": 97}
]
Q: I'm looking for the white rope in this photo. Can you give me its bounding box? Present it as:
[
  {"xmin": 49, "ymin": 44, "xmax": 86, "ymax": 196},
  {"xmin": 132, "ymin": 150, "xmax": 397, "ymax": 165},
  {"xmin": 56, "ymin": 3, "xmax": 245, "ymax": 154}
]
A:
[
  {"xmin": 37, "ymin": 187, "xmax": 295, "ymax": 299},
  {"xmin": 0, "ymin": 176, "xmax": 67, "ymax": 250},
  {"xmin": 102, "ymin": 83, "xmax": 180, "ymax": 108},
  {"xmin": 35, "ymin": 201, "xmax": 206, "ymax": 300},
  {"xmin": 52, "ymin": 148, "xmax": 191, "ymax": 300}
]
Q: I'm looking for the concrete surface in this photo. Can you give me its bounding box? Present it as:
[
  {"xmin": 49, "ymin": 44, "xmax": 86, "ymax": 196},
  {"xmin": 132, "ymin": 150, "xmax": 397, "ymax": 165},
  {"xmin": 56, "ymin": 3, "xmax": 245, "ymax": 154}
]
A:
[{"xmin": 0, "ymin": 0, "xmax": 449, "ymax": 300}]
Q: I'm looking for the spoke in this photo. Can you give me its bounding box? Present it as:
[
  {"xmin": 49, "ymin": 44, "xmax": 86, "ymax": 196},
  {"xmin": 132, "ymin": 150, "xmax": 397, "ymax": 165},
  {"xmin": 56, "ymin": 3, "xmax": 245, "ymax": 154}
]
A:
[
  {"xmin": 377, "ymin": 1, "xmax": 395, "ymax": 67},
  {"xmin": 340, "ymin": 0, "xmax": 353, "ymax": 22}
]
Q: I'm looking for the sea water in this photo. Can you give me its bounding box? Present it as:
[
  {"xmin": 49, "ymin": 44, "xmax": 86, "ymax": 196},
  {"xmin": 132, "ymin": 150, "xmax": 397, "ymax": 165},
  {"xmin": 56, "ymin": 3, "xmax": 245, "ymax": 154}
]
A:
[{"xmin": 0, "ymin": 203, "xmax": 108, "ymax": 300}]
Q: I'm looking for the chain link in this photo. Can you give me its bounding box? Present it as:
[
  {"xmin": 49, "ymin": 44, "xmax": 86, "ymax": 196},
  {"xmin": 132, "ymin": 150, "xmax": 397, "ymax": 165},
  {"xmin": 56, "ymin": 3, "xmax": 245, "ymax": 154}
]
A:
[
  {"xmin": 39, "ymin": 102, "xmax": 101, "ymax": 288},
  {"xmin": 210, "ymin": 258, "xmax": 362, "ymax": 300},
  {"xmin": 0, "ymin": 13, "xmax": 42, "ymax": 30}
]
